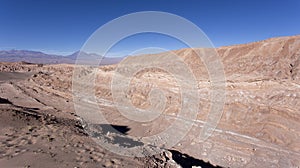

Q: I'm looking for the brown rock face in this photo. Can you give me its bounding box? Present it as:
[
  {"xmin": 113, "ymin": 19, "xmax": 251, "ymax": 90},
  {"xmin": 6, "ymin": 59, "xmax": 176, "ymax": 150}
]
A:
[
  {"xmin": 0, "ymin": 35, "xmax": 300, "ymax": 167},
  {"xmin": 109, "ymin": 35, "xmax": 300, "ymax": 167},
  {"xmin": 219, "ymin": 35, "xmax": 300, "ymax": 82}
]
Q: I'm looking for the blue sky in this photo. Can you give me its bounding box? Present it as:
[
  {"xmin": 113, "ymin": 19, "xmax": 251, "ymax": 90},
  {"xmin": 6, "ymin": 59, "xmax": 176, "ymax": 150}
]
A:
[{"xmin": 0, "ymin": 0, "xmax": 300, "ymax": 56}]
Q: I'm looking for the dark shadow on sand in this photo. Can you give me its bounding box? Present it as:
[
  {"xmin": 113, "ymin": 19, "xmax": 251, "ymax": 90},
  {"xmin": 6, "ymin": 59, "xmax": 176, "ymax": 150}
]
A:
[
  {"xmin": 169, "ymin": 150, "xmax": 223, "ymax": 168},
  {"xmin": 97, "ymin": 124, "xmax": 131, "ymax": 135},
  {"xmin": 0, "ymin": 97, "xmax": 12, "ymax": 104}
]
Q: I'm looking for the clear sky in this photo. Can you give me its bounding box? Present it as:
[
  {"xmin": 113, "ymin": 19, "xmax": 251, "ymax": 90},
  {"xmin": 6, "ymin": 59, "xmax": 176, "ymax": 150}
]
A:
[{"xmin": 0, "ymin": 0, "xmax": 300, "ymax": 56}]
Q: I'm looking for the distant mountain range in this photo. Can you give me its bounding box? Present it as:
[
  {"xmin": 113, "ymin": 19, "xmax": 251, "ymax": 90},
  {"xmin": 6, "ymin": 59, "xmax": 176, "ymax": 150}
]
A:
[{"xmin": 0, "ymin": 50, "xmax": 123, "ymax": 65}]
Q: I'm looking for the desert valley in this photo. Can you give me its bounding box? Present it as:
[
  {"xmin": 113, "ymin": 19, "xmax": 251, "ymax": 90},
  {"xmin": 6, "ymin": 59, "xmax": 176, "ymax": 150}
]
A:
[{"xmin": 0, "ymin": 35, "xmax": 299, "ymax": 167}]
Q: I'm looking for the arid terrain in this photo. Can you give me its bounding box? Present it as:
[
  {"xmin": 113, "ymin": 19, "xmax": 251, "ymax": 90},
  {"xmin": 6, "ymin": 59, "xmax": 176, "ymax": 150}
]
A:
[{"xmin": 0, "ymin": 35, "xmax": 300, "ymax": 168}]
